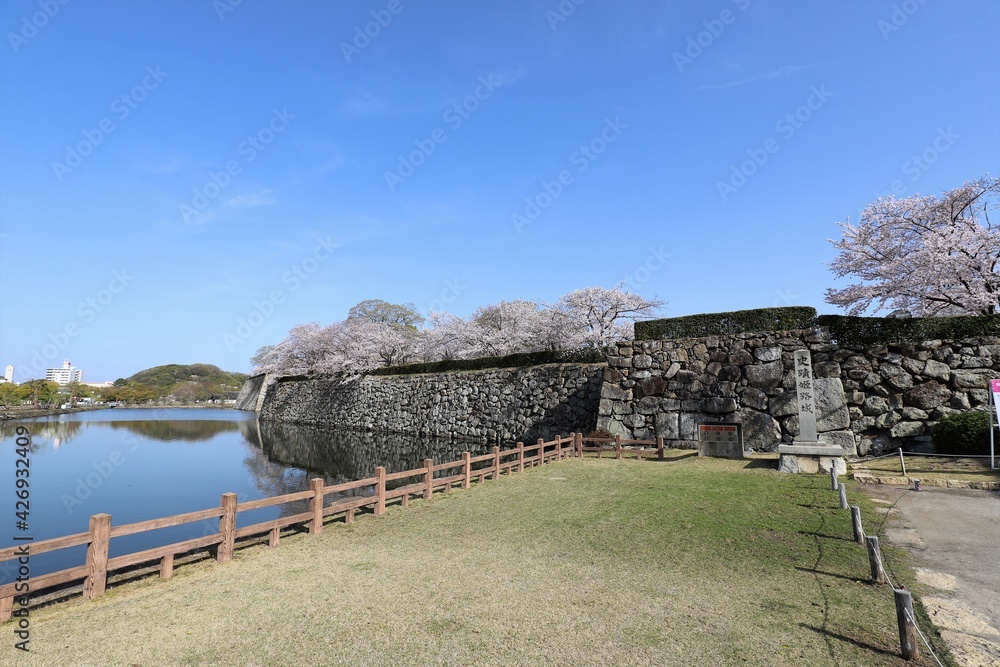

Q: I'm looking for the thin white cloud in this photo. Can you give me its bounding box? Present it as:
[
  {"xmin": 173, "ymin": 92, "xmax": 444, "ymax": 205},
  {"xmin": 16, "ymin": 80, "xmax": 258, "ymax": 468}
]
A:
[{"xmin": 700, "ymin": 62, "xmax": 829, "ymax": 90}]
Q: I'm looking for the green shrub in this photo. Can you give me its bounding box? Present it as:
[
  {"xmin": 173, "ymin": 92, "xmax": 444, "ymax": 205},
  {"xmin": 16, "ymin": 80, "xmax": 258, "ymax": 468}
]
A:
[
  {"xmin": 634, "ymin": 307, "xmax": 817, "ymax": 340},
  {"xmin": 816, "ymin": 314, "xmax": 1000, "ymax": 346},
  {"xmin": 931, "ymin": 410, "xmax": 993, "ymax": 456}
]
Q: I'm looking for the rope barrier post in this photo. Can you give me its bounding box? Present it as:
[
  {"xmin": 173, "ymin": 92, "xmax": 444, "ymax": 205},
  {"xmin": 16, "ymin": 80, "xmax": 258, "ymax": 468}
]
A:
[
  {"xmin": 838, "ymin": 483, "xmax": 849, "ymax": 510},
  {"xmin": 830, "ymin": 466, "xmax": 838, "ymax": 491},
  {"xmin": 866, "ymin": 536, "xmax": 886, "ymax": 584},
  {"xmin": 850, "ymin": 506, "xmax": 864, "ymax": 544},
  {"xmin": 894, "ymin": 588, "xmax": 920, "ymax": 660},
  {"xmin": 898, "ymin": 448, "xmax": 906, "ymax": 477}
]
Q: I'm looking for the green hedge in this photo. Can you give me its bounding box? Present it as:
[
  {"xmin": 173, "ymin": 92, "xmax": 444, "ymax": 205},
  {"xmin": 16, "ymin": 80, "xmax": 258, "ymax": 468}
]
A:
[
  {"xmin": 371, "ymin": 348, "xmax": 607, "ymax": 376},
  {"xmin": 634, "ymin": 307, "xmax": 818, "ymax": 340},
  {"xmin": 931, "ymin": 410, "xmax": 992, "ymax": 456},
  {"xmin": 815, "ymin": 314, "xmax": 1000, "ymax": 346}
]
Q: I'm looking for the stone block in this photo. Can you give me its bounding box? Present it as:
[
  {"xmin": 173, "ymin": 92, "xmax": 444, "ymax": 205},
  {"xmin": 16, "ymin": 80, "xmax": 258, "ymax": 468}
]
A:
[
  {"xmin": 654, "ymin": 412, "xmax": 680, "ymax": 439},
  {"xmin": 635, "ymin": 396, "xmax": 660, "ymax": 415},
  {"xmin": 960, "ymin": 356, "xmax": 993, "ymax": 369},
  {"xmin": 861, "ymin": 396, "xmax": 889, "ymax": 416},
  {"xmin": 769, "ymin": 390, "xmax": 797, "ymax": 417},
  {"xmin": 818, "ymin": 430, "xmax": 857, "ymax": 456},
  {"xmin": 814, "ymin": 361, "xmax": 841, "ymax": 378},
  {"xmin": 633, "ymin": 354, "xmax": 653, "ymax": 369},
  {"xmin": 899, "ymin": 407, "xmax": 929, "ymax": 420},
  {"xmin": 623, "ymin": 413, "xmax": 646, "ymax": 429},
  {"xmin": 701, "ymin": 397, "xmax": 737, "ymax": 414},
  {"xmin": 845, "ymin": 391, "xmax": 866, "ymax": 405},
  {"xmin": 841, "ymin": 355, "xmax": 871, "ymax": 371},
  {"xmin": 719, "ymin": 365, "xmax": 741, "ymax": 382},
  {"xmin": 735, "ymin": 408, "xmax": 781, "ymax": 451},
  {"xmin": 952, "ymin": 369, "xmax": 994, "ymax": 389},
  {"xmin": 601, "ymin": 384, "xmax": 628, "ymax": 401},
  {"xmin": 814, "ymin": 378, "xmax": 850, "ymax": 431},
  {"xmin": 738, "ymin": 387, "xmax": 768, "ymax": 411},
  {"xmin": 745, "ymin": 361, "xmax": 783, "ymax": 388},
  {"xmin": 728, "ymin": 350, "xmax": 754, "ymax": 365},
  {"xmin": 903, "ymin": 380, "xmax": 951, "ymax": 410},
  {"xmin": 875, "ymin": 411, "xmax": 900, "ymax": 429},
  {"xmin": 754, "ymin": 346, "xmax": 782, "ymax": 362},
  {"xmin": 660, "ymin": 398, "xmax": 681, "ymax": 411},
  {"xmin": 679, "ymin": 412, "xmax": 707, "ymax": 440},
  {"xmin": 664, "ymin": 362, "xmax": 681, "ymax": 379},
  {"xmin": 890, "ymin": 421, "xmax": 924, "ymax": 438}
]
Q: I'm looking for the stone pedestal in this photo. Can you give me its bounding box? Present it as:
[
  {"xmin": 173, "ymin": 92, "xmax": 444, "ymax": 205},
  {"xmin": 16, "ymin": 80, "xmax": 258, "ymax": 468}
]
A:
[{"xmin": 778, "ymin": 444, "xmax": 846, "ymax": 475}]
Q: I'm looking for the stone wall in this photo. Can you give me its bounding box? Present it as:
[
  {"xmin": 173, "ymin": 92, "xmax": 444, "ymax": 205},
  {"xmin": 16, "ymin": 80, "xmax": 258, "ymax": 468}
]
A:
[
  {"xmin": 596, "ymin": 329, "xmax": 1000, "ymax": 456},
  {"xmin": 235, "ymin": 372, "xmax": 280, "ymax": 412},
  {"xmin": 258, "ymin": 364, "xmax": 603, "ymax": 443}
]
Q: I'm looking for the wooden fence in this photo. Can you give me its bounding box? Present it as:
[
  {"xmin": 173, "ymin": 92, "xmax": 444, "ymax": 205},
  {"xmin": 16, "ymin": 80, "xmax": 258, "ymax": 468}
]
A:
[{"xmin": 0, "ymin": 432, "xmax": 662, "ymax": 622}]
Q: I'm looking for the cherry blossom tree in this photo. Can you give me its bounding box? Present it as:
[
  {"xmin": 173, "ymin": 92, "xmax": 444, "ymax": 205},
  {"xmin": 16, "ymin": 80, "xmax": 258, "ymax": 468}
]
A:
[
  {"xmin": 556, "ymin": 284, "xmax": 665, "ymax": 346},
  {"xmin": 826, "ymin": 176, "xmax": 999, "ymax": 316},
  {"xmin": 252, "ymin": 286, "xmax": 666, "ymax": 375}
]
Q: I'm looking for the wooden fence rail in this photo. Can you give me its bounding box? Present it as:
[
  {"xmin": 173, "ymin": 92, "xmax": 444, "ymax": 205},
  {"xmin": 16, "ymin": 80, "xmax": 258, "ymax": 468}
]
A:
[{"xmin": 0, "ymin": 432, "xmax": 661, "ymax": 622}]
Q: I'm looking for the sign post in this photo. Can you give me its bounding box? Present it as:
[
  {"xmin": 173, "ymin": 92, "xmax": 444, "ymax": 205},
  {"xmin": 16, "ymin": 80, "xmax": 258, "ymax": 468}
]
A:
[{"xmin": 698, "ymin": 423, "xmax": 744, "ymax": 459}]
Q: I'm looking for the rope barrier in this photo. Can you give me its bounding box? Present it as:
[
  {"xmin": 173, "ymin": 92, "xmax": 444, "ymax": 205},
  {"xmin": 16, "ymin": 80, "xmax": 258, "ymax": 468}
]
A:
[
  {"xmin": 905, "ymin": 607, "xmax": 945, "ymax": 667},
  {"xmin": 848, "ymin": 484, "xmax": 950, "ymax": 663}
]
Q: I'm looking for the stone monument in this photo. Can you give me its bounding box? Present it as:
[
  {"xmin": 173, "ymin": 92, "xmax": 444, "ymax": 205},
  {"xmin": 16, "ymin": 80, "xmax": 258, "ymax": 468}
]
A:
[{"xmin": 778, "ymin": 350, "xmax": 847, "ymax": 474}]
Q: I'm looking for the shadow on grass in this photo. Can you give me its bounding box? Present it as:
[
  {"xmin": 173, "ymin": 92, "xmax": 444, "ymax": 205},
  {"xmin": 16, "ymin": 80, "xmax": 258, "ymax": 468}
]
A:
[
  {"xmin": 742, "ymin": 458, "xmax": 778, "ymax": 470},
  {"xmin": 798, "ymin": 529, "xmax": 853, "ymax": 543},
  {"xmin": 799, "ymin": 623, "xmax": 900, "ymax": 659},
  {"xmin": 794, "ymin": 566, "xmax": 869, "ymax": 584}
]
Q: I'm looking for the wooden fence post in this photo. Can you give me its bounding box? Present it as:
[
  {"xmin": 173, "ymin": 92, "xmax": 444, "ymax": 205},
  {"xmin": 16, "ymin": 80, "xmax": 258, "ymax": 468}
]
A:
[
  {"xmin": 492, "ymin": 446, "xmax": 501, "ymax": 479},
  {"xmin": 309, "ymin": 478, "xmax": 325, "ymax": 535},
  {"xmin": 657, "ymin": 436, "xmax": 664, "ymax": 460},
  {"xmin": 375, "ymin": 466, "xmax": 386, "ymax": 516},
  {"xmin": 894, "ymin": 588, "xmax": 920, "ymax": 660},
  {"xmin": 424, "ymin": 458, "xmax": 434, "ymax": 499},
  {"xmin": 537, "ymin": 438, "xmax": 545, "ymax": 466},
  {"xmin": 576, "ymin": 432, "xmax": 583, "ymax": 457},
  {"xmin": 866, "ymin": 536, "xmax": 887, "ymax": 584},
  {"xmin": 462, "ymin": 452, "xmax": 472, "ymax": 489},
  {"xmin": 850, "ymin": 506, "xmax": 864, "ymax": 544},
  {"xmin": 838, "ymin": 483, "xmax": 849, "ymax": 509},
  {"xmin": 517, "ymin": 442, "xmax": 524, "ymax": 472},
  {"xmin": 615, "ymin": 434, "xmax": 622, "ymax": 460},
  {"xmin": 555, "ymin": 436, "xmax": 562, "ymax": 462},
  {"xmin": 160, "ymin": 554, "xmax": 174, "ymax": 580},
  {"xmin": 217, "ymin": 493, "xmax": 237, "ymax": 563},
  {"xmin": 83, "ymin": 513, "xmax": 111, "ymax": 600}
]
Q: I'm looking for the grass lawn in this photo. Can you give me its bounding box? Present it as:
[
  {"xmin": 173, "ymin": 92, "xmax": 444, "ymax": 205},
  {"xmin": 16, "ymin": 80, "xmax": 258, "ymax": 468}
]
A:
[{"xmin": 8, "ymin": 453, "xmax": 953, "ymax": 666}]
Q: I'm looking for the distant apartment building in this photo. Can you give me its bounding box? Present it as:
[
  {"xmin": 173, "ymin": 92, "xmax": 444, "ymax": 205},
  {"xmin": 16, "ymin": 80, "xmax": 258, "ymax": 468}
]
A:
[
  {"xmin": 0, "ymin": 365, "xmax": 13, "ymax": 384},
  {"xmin": 46, "ymin": 361, "xmax": 84, "ymax": 385}
]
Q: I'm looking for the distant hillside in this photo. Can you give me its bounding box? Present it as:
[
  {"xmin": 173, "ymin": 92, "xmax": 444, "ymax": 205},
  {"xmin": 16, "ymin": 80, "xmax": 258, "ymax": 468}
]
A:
[{"xmin": 127, "ymin": 364, "xmax": 247, "ymax": 388}]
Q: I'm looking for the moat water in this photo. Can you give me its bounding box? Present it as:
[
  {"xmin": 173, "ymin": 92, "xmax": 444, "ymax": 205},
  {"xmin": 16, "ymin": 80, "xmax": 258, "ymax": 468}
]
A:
[{"xmin": 0, "ymin": 408, "xmax": 494, "ymax": 585}]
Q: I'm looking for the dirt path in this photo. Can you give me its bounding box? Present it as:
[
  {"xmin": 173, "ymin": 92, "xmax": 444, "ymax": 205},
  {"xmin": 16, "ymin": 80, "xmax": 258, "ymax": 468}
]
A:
[{"xmin": 861, "ymin": 485, "xmax": 1000, "ymax": 666}]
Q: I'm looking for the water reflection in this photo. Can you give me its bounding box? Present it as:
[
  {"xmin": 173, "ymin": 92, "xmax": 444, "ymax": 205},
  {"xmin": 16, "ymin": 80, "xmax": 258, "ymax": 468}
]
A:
[
  {"xmin": 251, "ymin": 420, "xmax": 494, "ymax": 480},
  {"xmin": 0, "ymin": 409, "xmax": 510, "ymax": 585}
]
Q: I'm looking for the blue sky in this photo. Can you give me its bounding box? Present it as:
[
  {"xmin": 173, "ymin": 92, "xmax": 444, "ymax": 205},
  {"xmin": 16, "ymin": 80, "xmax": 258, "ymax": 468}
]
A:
[{"xmin": 1, "ymin": 0, "xmax": 997, "ymax": 382}]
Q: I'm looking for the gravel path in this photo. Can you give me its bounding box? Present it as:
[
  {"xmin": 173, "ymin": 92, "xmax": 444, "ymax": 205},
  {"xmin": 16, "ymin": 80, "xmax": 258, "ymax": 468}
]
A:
[{"xmin": 862, "ymin": 485, "xmax": 1000, "ymax": 666}]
